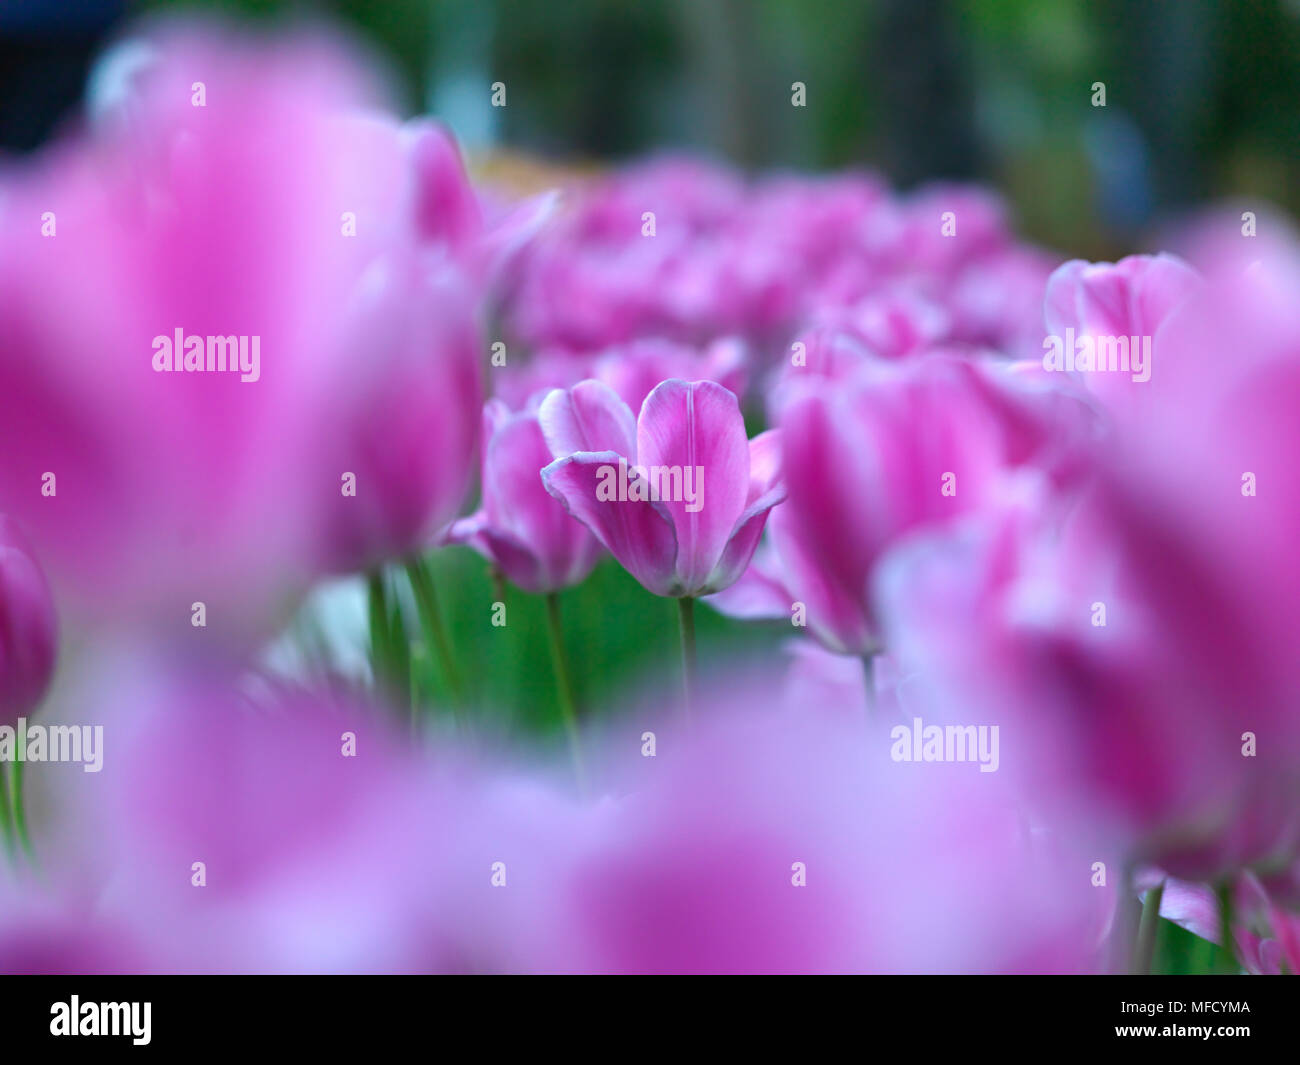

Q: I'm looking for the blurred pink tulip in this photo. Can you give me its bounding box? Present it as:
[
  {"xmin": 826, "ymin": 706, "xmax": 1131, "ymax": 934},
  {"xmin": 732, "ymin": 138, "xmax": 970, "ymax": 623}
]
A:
[
  {"xmin": 0, "ymin": 517, "xmax": 58, "ymax": 724},
  {"xmin": 729, "ymin": 355, "xmax": 1095, "ymax": 655},
  {"xmin": 540, "ymin": 379, "xmax": 783, "ymax": 597},
  {"xmin": 878, "ymin": 265, "xmax": 1300, "ymax": 882},
  {"xmin": 1043, "ymin": 253, "xmax": 1201, "ymax": 417},
  {"xmin": 591, "ymin": 336, "xmax": 748, "ymax": 413},
  {"xmin": 0, "ymin": 23, "xmax": 486, "ymax": 634},
  {"xmin": 494, "ymin": 336, "xmax": 747, "ymax": 415},
  {"xmin": 554, "ymin": 697, "xmax": 1109, "ymax": 974},
  {"xmin": 5, "ymin": 668, "xmax": 1112, "ymax": 975},
  {"xmin": 443, "ymin": 399, "xmax": 602, "ymax": 594},
  {"xmin": 313, "ymin": 259, "xmax": 481, "ymax": 574}
]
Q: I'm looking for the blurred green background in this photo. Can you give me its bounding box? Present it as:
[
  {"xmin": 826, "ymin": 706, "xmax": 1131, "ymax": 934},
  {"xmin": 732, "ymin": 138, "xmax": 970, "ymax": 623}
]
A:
[{"xmin": 5, "ymin": 0, "xmax": 1298, "ymax": 259}]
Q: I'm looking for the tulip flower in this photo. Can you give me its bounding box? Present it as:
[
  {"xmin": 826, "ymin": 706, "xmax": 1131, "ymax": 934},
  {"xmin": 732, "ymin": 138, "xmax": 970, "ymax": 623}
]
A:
[
  {"xmin": 718, "ymin": 355, "xmax": 1095, "ymax": 657},
  {"xmin": 1043, "ymin": 253, "xmax": 1200, "ymax": 418},
  {"xmin": 553, "ymin": 694, "xmax": 1109, "ymax": 973},
  {"xmin": 493, "ymin": 336, "xmax": 747, "ymax": 419},
  {"xmin": 0, "ymin": 25, "xmax": 497, "ymax": 641},
  {"xmin": 540, "ymin": 379, "xmax": 783, "ymax": 599},
  {"xmin": 876, "ymin": 488, "xmax": 1295, "ymax": 878},
  {"xmin": 540, "ymin": 377, "xmax": 782, "ymax": 713},
  {"xmin": 445, "ymin": 399, "xmax": 602, "ymax": 595}
]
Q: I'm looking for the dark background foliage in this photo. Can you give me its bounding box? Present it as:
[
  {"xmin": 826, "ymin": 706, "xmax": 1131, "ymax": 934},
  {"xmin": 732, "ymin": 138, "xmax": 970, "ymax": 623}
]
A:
[{"xmin": 3, "ymin": 0, "xmax": 1298, "ymax": 259}]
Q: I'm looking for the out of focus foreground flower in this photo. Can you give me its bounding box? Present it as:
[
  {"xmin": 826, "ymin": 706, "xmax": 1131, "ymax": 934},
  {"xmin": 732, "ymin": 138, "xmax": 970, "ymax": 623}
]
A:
[{"xmin": 0, "ymin": 517, "xmax": 58, "ymax": 724}]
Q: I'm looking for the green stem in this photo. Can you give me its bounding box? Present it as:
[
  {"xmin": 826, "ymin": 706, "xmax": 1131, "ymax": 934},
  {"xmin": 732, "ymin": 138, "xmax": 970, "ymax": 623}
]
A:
[
  {"xmin": 544, "ymin": 593, "xmax": 584, "ymax": 785},
  {"xmin": 490, "ymin": 565, "xmax": 506, "ymax": 609},
  {"xmin": 1132, "ymin": 879, "xmax": 1165, "ymax": 974},
  {"xmin": 1216, "ymin": 880, "xmax": 1237, "ymax": 973},
  {"xmin": 406, "ymin": 558, "xmax": 464, "ymax": 712},
  {"xmin": 0, "ymin": 761, "xmax": 15, "ymax": 860},
  {"xmin": 10, "ymin": 758, "xmax": 32, "ymax": 859},
  {"xmin": 367, "ymin": 570, "xmax": 394, "ymax": 696},
  {"xmin": 677, "ymin": 596, "xmax": 697, "ymax": 721}
]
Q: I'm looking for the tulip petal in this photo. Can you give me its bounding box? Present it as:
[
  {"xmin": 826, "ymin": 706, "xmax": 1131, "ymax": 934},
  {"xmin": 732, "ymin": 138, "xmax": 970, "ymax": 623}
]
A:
[
  {"xmin": 538, "ymin": 380, "xmax": 637, "ymax": 459},
  {"xmin": 704, "ymin": 478, "xmax": 787, "ymax": 595},
  {"xmin": 636, "ymin": 379, "xmax": 749, "ymax": 591},
  {"xmin": 745, "ymin": 429, "xmax": 783, "ymax": 502},
  {"xmin": 541, "ymin": 452, "xmax": 679, "ymax": 596},
  {"xmin": 703, "ymin": 542, "xmax": 793, "ymax": 619}
]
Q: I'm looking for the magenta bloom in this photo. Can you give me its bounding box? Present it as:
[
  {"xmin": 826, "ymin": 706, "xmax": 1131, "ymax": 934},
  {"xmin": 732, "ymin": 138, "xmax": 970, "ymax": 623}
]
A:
[
  {"xmin": 555, "ymin": 695, "xmax": 1109, "ymax": 974},
  {"xmin": 443, "ymin": 400, "xmax": 602, "ymax": 594},
  {"xmin": 493, "ymin": 336, "xmax": 747, "ymax": 416},
  {"xmin": 1043, "ymin": 253, "xmax": 1200, "ymax": 416},
  {"xmin": 0, "ymin": 24, "xmax": 486, "ymax": 630},
  {"xmin": 539, "ymin": 379, "xmax": 783, "ymax": 597},
  {"xmin": 877, "ymin": 246, "xmax": 1300, "ymax": 879},
  {"xmin": 1045, "ymin": 253, "xmax": 1200, "ymax": 348},
  {"xmin": 314, "ymin": 260, "xmax": 482, "ymax": 573},
  {"xmin": 0, "ymin": 517, "xmax": 58, "ymax": 724},
  {"xmin": 723, "ymin": 355, "xmax": 1094, "ymax": 655}
]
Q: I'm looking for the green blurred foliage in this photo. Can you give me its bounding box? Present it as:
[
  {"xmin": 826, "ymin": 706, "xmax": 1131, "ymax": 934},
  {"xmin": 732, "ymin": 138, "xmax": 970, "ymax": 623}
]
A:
[{"xmin": 397, "ymin": 546, "xmax": 787, "ymax": 748}]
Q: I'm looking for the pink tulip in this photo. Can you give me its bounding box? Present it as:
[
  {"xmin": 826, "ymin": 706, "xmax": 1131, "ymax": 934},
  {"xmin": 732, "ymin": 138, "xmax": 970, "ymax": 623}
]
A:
[
  {"xmin": 0, "ymin": 23, "xmax": 485, "ymax": 632},
  {"xmin": 949, "ymin": 245, "xmax": 1057, "ymax": 358},
  {"xmin": 878, "ymin": 362, "xmax": 1300, "ymax": 880},
  {"xmin": 0, "ymin": 517, "xmax": 58, "ymax": 724},
  {"xmin": 1043, "ymin": 253, "xmax": 1201, "ymax": 417},
  {"xmin": 401, "ymin": 119, "xmax": 557, "ymax": 283},
  {"xmin": 11, "ymin": 657, "xmax": 1113, "ymax": 974},
  {"xmin": 443, "ymin": 399, "xmax": 602, "ymax": 594},
  {"xmin": 503, "ymin": 157, "xmax": 750, "ymax": 350},
  {"xmin": 810, "ymin": 288, "xmax": 952, "ymax": 361},
  {"xmin": 539, "ymin": 380, "xmax": 783, "ymax": 598},
  {"xmin": 730, "ymin": 355, "xmax": 1095, "ymax": 655},
  {"xmin": 494, "ymin": 336, "xmax": 747, "ymax": 416},
  {"xmin": 591, "ymin": 336, "xmax": 748, "ymax": 413},
  {"xmin": 313, "ymin": 259, "xmax": 482, "ymax": 574},
  {"xmin": 554, "ymin": 694, "xmax": 1110, "ymax": 973},
  {"xmin": 33, "ymin": 665, "xmax": 462, "ymax": 974}
]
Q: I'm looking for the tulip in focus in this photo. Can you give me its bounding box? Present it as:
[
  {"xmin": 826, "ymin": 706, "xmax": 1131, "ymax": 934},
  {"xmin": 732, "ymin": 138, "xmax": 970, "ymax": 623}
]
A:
[{"xmin": 540, "ymin": 379, "xmax": 784, "ymax": 598}]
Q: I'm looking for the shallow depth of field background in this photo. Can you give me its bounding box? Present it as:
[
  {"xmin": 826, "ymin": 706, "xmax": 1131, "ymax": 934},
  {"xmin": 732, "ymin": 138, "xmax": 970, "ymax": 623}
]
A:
[
  {"xmin": 3, "ymin": 0, "xmax": 1295, "ymax": 975},
  {"xmin": 4, "ymin": 0, "xmax": 1299, "ymax": 260}
]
